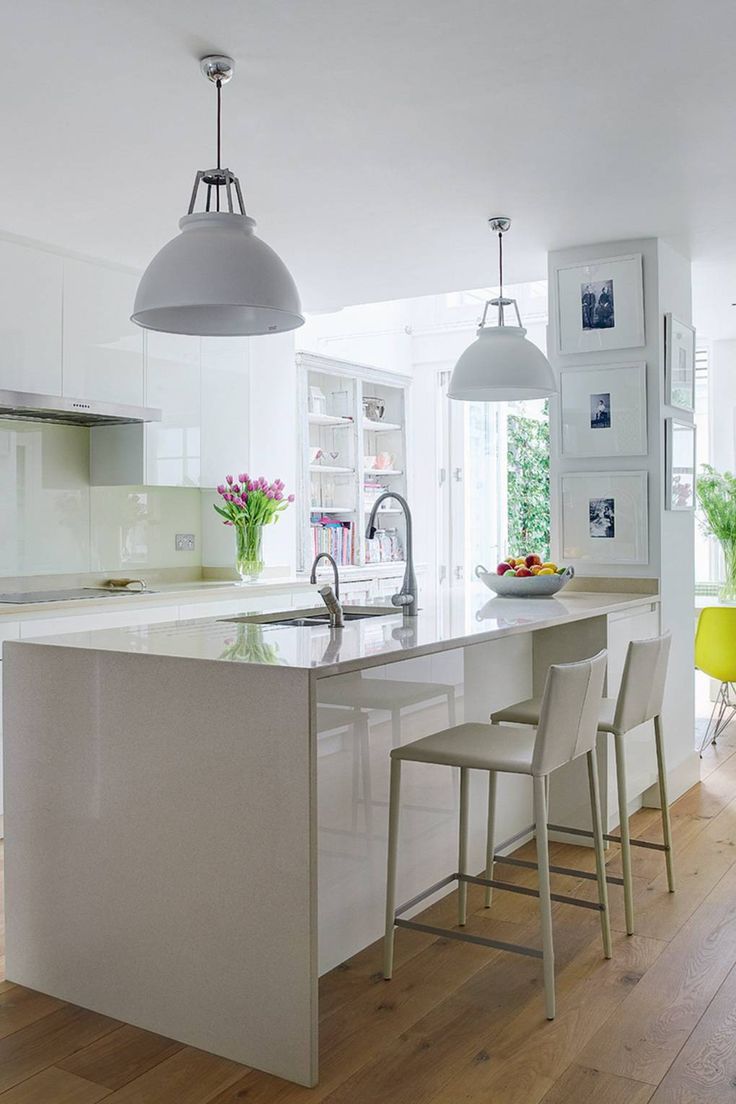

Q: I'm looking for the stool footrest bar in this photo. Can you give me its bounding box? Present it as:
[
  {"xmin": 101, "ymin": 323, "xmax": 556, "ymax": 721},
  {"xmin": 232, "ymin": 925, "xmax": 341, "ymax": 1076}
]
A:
[
  {"xmin": 493, "ymin": 854, "xmax": 625, "ymax": 887},
  {"xmin": 458, "ymin": 871, "xmax": 604, "ymax": 912},
  {"xmin": 394, "ymin": 918, "xmax": 543, "ymax": 959},
  {"xmin": 395, "ymin": 873, "xmax": 457, "ymax": 918},
  {"xmin": 547, "ymin": 823, "xmax": 670, "ymax": 853}
]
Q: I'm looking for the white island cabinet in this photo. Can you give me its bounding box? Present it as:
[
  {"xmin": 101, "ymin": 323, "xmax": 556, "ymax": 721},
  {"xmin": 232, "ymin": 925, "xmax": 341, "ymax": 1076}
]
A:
[
  {"xmin": 0, "ymin": 239, "xmax": 63, "ymax": 396},
  {"xmin": 3, "ymin": 586, "xmax": 687, "ymax": 1088}
]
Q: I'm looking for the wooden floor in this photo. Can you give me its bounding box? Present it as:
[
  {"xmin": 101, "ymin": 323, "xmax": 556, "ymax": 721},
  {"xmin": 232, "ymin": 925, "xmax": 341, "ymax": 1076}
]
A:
[{"xmin": 2, "ymin": 713, "xmax": 736, "ymax": 1102}]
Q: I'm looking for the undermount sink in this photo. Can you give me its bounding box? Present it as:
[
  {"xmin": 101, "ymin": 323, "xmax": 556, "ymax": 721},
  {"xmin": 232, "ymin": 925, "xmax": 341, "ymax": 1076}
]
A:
[{"xmin": 220, "ymin": 606, "xmax": 395, "ymax": 627}]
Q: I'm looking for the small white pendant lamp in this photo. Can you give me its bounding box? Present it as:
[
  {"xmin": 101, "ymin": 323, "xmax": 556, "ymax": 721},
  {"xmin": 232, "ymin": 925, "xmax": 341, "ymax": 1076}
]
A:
[
  {"xmin": 132, "ymin": 55, "xmax": 304, "ymax": 337},
  {"xmin": 448, "ymin": 217, "xmax": 556, "ymax": 401}
]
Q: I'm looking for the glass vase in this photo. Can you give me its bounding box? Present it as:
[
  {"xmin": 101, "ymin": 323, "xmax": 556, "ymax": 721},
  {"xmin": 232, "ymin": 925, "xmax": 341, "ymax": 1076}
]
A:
[
  {"xmin": 719, "ymin": 541, "xmax": 736, "ymax": 603},
  {"xmin": 234, "ymin": 522, "xmax": 265, "ymax": 585}
]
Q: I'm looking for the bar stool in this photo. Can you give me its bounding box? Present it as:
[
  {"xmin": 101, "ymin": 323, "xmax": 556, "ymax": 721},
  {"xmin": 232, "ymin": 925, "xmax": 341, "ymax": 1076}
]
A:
[
  {"xmin": 384, "ymin": 650, "xmax": 610, "ymax": 1021},
  {"xmin": 492, "ymin": 632, "xmax": 673, "ymax": 936}
]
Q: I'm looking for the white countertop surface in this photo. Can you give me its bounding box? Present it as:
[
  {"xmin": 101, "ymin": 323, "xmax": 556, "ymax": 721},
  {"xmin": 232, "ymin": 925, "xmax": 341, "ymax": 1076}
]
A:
[
  {"xmin": 0, "ymin": 562, "xmax": 413, "ymax": 620},
  {"xmin": 9, "ymin": 586, "xmax": 658, "ymax": 676}
]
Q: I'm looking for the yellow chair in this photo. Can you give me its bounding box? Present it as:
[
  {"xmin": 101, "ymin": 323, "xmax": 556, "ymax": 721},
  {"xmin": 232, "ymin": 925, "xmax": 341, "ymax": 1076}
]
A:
[{"xmin": 695, "ymin": 606, "xmax": 736, "ymax": 755}]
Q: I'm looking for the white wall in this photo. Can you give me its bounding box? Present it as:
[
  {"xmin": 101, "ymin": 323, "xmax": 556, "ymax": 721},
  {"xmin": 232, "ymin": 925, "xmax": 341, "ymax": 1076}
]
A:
[{"xmin": 548, "ymin": 237, "xmax": 697, "ymax": 791}]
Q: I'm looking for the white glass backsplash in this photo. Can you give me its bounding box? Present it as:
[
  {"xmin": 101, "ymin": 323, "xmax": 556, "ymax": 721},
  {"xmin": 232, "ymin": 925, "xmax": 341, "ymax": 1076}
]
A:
[{"xmin": 0, "ymin": 420, "xmax": 201, "ymax": 576}]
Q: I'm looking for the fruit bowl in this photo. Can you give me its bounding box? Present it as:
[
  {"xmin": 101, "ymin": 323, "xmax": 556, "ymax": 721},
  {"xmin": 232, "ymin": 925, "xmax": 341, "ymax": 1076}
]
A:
[{"xmin": 475, "ymin": 564, "xmax": 575, "ymax": 598}]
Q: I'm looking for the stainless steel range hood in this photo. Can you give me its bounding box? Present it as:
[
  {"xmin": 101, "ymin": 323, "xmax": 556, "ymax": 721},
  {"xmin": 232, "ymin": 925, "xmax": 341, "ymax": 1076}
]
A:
[{"xmin": 0, "ymin": 389, "xmax": 162, "ymax": 427}]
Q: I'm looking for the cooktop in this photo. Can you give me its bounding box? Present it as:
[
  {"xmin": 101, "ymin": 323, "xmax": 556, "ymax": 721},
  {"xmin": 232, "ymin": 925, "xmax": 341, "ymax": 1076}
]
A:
[{"xmin": 0, "ymin": 588, "xmax": 153, "ymax": 604}]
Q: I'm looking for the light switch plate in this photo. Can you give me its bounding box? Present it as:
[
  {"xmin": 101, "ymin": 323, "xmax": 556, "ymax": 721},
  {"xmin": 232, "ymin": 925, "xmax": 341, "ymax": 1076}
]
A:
[{"xmin": 175, "ymin": 533, "xmax": 196, "ymax": 552}]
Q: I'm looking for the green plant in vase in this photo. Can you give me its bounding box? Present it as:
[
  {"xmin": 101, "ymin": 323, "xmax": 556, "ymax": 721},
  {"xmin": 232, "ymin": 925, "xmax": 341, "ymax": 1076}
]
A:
[
  {"xmin": 697, "ymin": 464, "xmax": 736, "ymax": 601},
  {"xmin": 214, "ymin": 473, "xmax": 294, "ymax": 585}
]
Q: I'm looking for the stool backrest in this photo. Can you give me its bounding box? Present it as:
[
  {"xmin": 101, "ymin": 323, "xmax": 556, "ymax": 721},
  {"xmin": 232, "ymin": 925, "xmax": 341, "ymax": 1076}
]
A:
[
  {"xmin": 612, "ymin": 631, "xmax": 671, "ymax": 734},
  {"xmin": 695, "ymin": 607, "xmax": 736, "ymax": 684},
  {"xmin": 532, "ymin": 650, "xmax": 607, "ymax": 776}
]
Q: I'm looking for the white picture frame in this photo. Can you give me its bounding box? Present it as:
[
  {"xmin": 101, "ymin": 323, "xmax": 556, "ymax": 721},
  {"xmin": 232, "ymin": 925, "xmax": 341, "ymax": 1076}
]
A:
[
  {"xmin": 560, "ymin": 362, "xmax": 647, "ymax": 458},
  {"xmin": 556, "ymin": 253, "xmax": 645, "ymax": 355},
  {"xmin": 666, "ymin": 418, "xmax": 696, "ymax": 510},
  {"xmin": 561, "ymin": 470, "xmax": 649, "ymax": 564},
  {"xmin": 665, "ymin": 313, "xmax": 695, "ymax": 412}
]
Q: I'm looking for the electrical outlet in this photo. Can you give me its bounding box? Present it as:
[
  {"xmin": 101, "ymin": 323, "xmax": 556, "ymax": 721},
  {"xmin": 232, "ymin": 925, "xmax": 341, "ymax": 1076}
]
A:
[{"xmin": 175, "ymin": 533, "xmax": 195, "ymax": 552}]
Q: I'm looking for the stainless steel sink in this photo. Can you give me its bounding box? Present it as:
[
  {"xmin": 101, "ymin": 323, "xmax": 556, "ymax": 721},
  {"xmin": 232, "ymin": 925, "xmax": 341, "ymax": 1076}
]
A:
[{"xmin": 220, "ymin": 606, "xmax": 395, "ymax": 627}]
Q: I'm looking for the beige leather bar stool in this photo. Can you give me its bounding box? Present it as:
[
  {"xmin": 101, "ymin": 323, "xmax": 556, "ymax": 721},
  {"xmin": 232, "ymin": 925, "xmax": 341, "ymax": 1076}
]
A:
[
  {"xmin": 384, "ymin": 650, "xmax": 610, "ymax": 1021},
  {"xmin": 492, "ymin": 632, "xmax": 674, "ymax": 936}
]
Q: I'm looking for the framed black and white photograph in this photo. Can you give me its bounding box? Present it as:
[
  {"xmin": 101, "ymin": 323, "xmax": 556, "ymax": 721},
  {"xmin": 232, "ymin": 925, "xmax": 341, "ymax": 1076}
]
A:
[
  {"xmin": 590, "ymin": 392, "xmax": 611, "ymax": 428},
  {"xmin": 666, "ymin": 418, "xmax": 696, "ymax": 510},
  {"xmin": 589, "ymin": 497, "xmax": 615, "ymax": 538},
  {"xmin": 665, "ymin": 314, "xmax": 695, "ymax": 412},
  {"xmin": 560, "ymin": 362, "xmax": 647, "ymax": 457},
  {"xmin": 556, "ymin": 254, "xmax": 645, "ymax": 355},
  {"xmin": 562, "ymin": 471, "xmax": 648, "ymax": 563}
]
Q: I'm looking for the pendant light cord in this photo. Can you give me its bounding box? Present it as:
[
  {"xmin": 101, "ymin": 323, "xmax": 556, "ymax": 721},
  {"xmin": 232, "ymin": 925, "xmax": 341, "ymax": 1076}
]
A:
[
  {"xmin": 498, "ymin": 230, "xmax": 504, "ymax": 325},
  {"xmin": 216, "ymin": 78, "xmax": 222, "ymax": 211}
]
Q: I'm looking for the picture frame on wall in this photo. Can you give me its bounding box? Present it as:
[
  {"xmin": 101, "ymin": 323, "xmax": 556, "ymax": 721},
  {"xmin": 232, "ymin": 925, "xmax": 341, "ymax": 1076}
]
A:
[
  {"xmin": 665, "ymin": 313, "xmax": 695, "ymax": 412},
  {"xmin": 560, "ymin": 361, "xmax": 647, "ymax": 458},
  {"xmin": 556, "ymin": 253, "xmax": 645, "ymax": 355},
  {"xmin": 561, "ymin": 470, "xmax": 648, "ymax": 564},
  {"xmin": 665, "ymin": 417, "xmax": 696, "ymax": 510}
]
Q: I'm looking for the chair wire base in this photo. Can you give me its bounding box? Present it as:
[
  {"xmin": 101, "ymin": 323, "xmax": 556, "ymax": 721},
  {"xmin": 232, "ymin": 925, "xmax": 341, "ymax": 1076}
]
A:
[{"xmin": 698, "ymin": 682, "xmax": 736, "ymax": 757}]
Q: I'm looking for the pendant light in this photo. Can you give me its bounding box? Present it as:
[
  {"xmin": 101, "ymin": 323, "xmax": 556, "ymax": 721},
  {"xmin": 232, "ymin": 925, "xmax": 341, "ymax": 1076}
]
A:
[
  {"xmin": 448, "ymin": 217, "xmax": 556, "ymax": 401},
  {"xmin": 132, "ymin": 55, "xmax": 304, "ymax": 337}
]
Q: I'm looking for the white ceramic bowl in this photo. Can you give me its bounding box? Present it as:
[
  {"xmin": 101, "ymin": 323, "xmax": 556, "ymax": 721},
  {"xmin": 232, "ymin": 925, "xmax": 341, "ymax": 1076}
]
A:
[{"xmin": 475, "ymin": 564, "xmax": 575, "ymax": 598}]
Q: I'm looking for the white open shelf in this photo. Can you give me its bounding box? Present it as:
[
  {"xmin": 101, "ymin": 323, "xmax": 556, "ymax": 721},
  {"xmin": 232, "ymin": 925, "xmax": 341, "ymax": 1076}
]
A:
[
  {"xmin": 308, "ymin": 412, "xmax": 354, "ymax": 427},
  {"xmin": 298, "ymin": 351, "xmax": 409, "ymax": 572},
  {"xmin": 363, "ymin": 419, "xmax": 401, "ymax": 432},
  {"xmin": 309, "ymin": 464, "xmax": 354, "ymax": 474}
]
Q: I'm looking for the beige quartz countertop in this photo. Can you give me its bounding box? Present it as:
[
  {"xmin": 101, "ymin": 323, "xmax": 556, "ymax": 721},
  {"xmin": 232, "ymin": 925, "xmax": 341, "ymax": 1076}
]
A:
[
  {"xmin": 0, "ymin": 562, "xmax": 414, "ymax": 620},
  {"xmin": 8, "ymin": 587, "xmax": 659, "ymax": 676}
]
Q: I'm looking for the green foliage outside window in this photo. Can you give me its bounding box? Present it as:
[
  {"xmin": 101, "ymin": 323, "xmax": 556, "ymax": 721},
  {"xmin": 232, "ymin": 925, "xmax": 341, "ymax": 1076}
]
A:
[{"xmin": 507, "ymin": 404, "xmax": 550, "ymax": 560}]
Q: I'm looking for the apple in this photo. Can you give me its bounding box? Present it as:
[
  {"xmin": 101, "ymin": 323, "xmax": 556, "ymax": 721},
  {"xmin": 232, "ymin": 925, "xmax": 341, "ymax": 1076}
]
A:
[
  {"xmin": 530, "ymin": 565, "xmax": 542, "ymax": 575},
  {"xmin": 525, "ymin": 554, "xmax": 542, "ymax": 568},
  {"xmin": 505, "ymin": 556, "xmax": 516, "ymax": 566},
  {"xmin": 496, "ymin": 562, "xmax": 513, "ymax": 575},
  {"xmin": 516, "ymin": 567, "xmax": 532, "ymax": 577}
]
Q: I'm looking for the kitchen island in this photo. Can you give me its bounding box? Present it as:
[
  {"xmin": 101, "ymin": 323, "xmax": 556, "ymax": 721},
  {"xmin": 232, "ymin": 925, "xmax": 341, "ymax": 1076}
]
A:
[{"xmin": 3, "ymin": 584, "xmax": 684, "ymax": 1086}]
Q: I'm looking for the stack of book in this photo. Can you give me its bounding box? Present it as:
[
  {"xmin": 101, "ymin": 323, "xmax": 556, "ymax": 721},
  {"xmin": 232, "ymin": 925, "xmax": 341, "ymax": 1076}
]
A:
[{"xmin": 310, "ymin": 513, "xmax": 355, "ymax": 566}]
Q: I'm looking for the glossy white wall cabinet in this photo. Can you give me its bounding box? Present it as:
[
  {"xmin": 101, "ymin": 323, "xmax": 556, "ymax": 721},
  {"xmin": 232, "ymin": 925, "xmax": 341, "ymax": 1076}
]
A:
[
  {"xmin": 200, "ymin": 336, "xmax": 250, "ymax": 487},
  {"xmin": 0, "ymin": 239, "xmax": 63, "ymax": 395},
  {"xmin": 62, "ymin": 259, "xmax": 143, "ymax": 406},
  {"xmin": 145, "ymin": 333, "xmax": 201, "ymax": 487}
]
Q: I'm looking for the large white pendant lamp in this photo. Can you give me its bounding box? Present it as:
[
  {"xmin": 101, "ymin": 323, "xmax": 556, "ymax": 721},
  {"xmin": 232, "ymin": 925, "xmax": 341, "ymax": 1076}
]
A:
[
  {"xmin": 132, "ymin": 56, "xmax": 304, "ymax": 337},
  {"xmin": 448, "ymin": 217, "xmax": 556, "ymax": 401}
]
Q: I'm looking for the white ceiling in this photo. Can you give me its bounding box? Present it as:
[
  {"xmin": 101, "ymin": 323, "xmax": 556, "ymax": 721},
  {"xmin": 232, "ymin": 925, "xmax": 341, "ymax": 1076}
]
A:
[{"xmin": 3, "ymin": 0, "xmax": 736, "ymax": 315}]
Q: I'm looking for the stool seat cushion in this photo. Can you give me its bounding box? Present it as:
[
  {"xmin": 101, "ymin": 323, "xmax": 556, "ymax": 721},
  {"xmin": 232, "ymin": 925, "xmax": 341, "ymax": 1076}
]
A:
[
  {"xmin": 491, "ymin": 696, "xmax": 619, "ymax": 734},
  {"xmin": 391, "ymin": 722, "xmax": 536, "ymax": 774}
]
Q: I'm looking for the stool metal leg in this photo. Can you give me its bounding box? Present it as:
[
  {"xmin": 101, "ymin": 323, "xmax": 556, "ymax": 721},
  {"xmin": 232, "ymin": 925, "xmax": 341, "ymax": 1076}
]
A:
[
  {"xmin": 484, "ymin": 770, "xmax": 497, "ymax": 908},
  {"xmin": 384, "ymin": 757, "xmax": 402, "ymax": 979},
  {"xmin": 533, "ymin": 775, "xmax": 555, "ymax": 1020},
  {"xmin": 613, "ymin": 733, "xmax": 635, "ymax": 935},
  {"xmin": 587, "ymin": 749, "xmax": 612, "ymax": 959},
  {"xmin": 458, "ymin": 767, "xmax": 470, "ymax": 926},
  {"xmin": 654, "ymin": 715, "xmax": 676, "ymax": 893}
]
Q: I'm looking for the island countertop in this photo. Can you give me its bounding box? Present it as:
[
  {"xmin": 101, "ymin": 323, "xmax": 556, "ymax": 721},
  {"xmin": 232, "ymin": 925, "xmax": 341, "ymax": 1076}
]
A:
[{"xmin": 9, "ymin": 586, "xmax": 659, "ymax": 676}]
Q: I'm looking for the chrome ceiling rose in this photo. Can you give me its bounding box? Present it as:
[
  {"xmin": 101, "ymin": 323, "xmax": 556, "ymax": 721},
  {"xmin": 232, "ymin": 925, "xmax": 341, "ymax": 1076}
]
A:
[
  {"xmin": 200, "ymin": 55, "xmax": 234, "ymax": 84},
  {"xmin": 132, "ymin": 53, "xmax": 303, "ymax": 337}
]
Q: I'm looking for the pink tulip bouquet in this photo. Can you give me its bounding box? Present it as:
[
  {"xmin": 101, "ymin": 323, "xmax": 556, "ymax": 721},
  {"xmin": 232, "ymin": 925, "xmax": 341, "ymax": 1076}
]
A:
[{"xmin": 214, "ymin": 473, "xmax": 294, "ymax": 584}]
